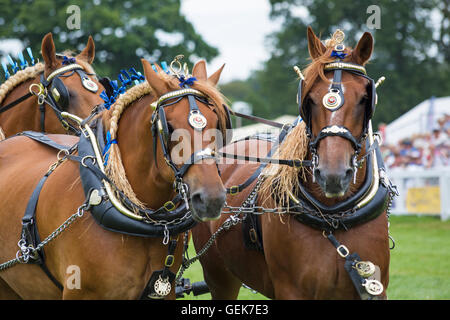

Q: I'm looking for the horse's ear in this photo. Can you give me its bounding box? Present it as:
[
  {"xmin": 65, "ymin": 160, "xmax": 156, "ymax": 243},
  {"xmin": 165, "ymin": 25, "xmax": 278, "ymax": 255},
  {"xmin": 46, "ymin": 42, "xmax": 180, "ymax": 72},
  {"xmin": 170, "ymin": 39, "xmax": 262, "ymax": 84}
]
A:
[
  {"xmin": 41, "ymin": 33, "xmax": 58, "ymax": 71},
  {"xmin": 192, "ymin": 60, "xmax": 207, "ymax": 81},
  {"xmin": 141, "ymin": 59, "xmax": 167, "ymax": 96},
  {"xmin": 307, "ymin": 26, "xmax": 326, "ymax": 59},
  {"xmin": 208, "ymin": 63, "xmax": 225, "ymax": 86},
  {"xmin": 353, "ymin": 32, "xmax": 373, "ymax": 65},
  {"xmin": 77, "ymin": 36, "xmax": 95, "ymax": 64}
]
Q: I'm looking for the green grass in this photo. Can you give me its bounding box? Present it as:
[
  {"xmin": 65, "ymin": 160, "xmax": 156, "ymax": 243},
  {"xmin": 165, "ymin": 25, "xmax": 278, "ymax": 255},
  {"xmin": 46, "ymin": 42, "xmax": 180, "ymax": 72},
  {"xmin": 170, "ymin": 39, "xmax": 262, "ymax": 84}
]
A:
[
  {"xmin": 177, "ymin": 241, "xmax": 268, "ymax": 300},
  {"xmin": 387, "ymin": 215, "xmax": 450, "ymax": 299},
  {"xmin": 179, "ymin": 215, "xmax": 450, "ymax": 300}
]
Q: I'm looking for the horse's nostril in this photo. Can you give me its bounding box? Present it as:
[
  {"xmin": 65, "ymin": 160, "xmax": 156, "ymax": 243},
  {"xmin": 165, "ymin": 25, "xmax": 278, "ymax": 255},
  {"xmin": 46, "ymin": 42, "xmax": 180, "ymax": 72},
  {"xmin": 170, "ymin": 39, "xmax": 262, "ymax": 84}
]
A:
[
  {"xmin": 191, "ymin": 192, "xmax": 206, "ymax": 211},
  {"xmin": 190, "ymin": 189, "xmax": 226, "ymax": 222},
  {"xmin": 314, "ymin": 168, "xmax": 323, "ymax": 182},
  {"xmin": 345, "ymin": 168, "xmax": 354, "ymax": 182}
]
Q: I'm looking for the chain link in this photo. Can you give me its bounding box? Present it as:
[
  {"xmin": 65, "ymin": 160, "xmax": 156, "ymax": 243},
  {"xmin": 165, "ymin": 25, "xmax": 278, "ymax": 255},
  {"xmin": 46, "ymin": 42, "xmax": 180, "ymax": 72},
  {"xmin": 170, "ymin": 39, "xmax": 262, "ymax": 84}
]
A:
[
  {"xmin": 176, "ymin": 176, "xmax": 264, "ymax": 283},
  {"xmin": 0, "ymin": 203, "xmax": 88, "ymax": 272}
]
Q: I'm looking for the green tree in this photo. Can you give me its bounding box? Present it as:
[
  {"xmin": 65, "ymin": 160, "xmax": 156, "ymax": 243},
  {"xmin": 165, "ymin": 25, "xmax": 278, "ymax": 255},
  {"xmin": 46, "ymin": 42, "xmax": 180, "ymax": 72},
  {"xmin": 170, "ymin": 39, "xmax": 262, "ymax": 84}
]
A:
[
  {"xmin": 231, "ymin": 0, "xmax": 450, "ymax": 126},
  {"xmin": 0, "ymin": 0, "xmax": 218, "ymax": 78}
]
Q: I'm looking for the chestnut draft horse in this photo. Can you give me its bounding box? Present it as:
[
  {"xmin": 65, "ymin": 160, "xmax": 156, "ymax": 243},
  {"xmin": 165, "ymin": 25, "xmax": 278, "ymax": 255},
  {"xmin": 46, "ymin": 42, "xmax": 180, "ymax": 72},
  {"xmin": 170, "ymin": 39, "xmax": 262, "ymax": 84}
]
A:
[
  {"xmin": 0, "ymin": 33, "xmax": 104, "ymax": 138},
  {"xmin": 192, "ymin": 27, "xmax": 397, "ymax": 299},
  {"xmin": 0, "ymin": 58, "xmax": 228, "ymax": 299}
]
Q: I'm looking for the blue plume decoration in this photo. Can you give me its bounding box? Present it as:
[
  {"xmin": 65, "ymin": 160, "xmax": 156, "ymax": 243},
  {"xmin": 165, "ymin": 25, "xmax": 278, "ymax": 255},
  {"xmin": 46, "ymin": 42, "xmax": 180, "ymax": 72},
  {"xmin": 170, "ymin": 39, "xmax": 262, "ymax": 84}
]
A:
[
  {"xmin": 17, "ymin": 52, "xmax": 28, "ymax": 70},
  {"xmin": 161, "ymin": 61, "xmax": 169, "ymax": 74},
  {"xmin": 1, "ymin": 48, "xmax": 38, "ymax": 81},
  {"xmin": 2, "ymin": 62, "xmax": 10, "ymax": 80},
  {"xmin": 7, "ymin": 55, "xmax": 19, "ymax": 73},
  {"xmin": 26, "ymin": 47, "xmax": 35, "ymax": 65},
  {"xmin": 100, "ymin": 67, "xmax": 146, "ymax": 110}
]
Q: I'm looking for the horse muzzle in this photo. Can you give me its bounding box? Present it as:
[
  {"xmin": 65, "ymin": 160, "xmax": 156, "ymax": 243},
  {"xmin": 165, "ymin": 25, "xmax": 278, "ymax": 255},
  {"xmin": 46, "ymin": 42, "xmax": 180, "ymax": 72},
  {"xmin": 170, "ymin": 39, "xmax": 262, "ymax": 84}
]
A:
[
  {"xmin": 190, "ymin": 188, "xmax": 226, "ymax": 222},
  {"xmin": 314, "ymin": 166, "xmax": 354, "ymax": 198}
]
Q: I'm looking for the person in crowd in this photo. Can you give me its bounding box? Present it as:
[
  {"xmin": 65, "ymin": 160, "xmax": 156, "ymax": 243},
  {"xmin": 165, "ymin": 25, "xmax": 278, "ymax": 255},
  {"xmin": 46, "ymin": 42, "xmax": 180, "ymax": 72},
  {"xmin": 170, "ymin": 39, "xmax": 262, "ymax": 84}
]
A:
[{"xmin": 382, "ymin": 114, "xmax": 449, "ymax": 169}]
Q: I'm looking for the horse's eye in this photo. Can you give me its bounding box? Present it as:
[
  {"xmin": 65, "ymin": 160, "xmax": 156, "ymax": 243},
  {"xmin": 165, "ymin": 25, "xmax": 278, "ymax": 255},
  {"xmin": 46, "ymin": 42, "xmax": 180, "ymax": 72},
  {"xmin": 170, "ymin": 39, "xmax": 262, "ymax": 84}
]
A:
[
  {"xmin": 167, "ymin": 122, "xmax": 174, "ymax": 134},
  {"xmin": 359, "ymin": 95, "xmax": 368, "ymax": 105}
]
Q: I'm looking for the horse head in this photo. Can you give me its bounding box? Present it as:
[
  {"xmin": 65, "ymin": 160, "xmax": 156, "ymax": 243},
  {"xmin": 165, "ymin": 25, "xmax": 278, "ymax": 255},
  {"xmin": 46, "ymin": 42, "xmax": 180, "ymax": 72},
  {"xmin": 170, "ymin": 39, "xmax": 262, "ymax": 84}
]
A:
[
  {"xmin": 142, "ymin": 59, "xmax": 227, "ymax": 222},
  {"xmin": 40, "ymin": 33, "xmax": 104, "ymax": 130},
  {"xmin": 301, "ymin": 27, "xmax": 375, "ymax": 198}
]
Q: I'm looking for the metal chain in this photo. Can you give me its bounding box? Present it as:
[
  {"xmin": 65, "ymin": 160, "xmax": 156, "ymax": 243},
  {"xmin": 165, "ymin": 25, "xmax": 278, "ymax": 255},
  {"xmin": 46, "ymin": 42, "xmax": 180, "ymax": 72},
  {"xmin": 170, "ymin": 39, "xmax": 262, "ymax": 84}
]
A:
[
  {"xmin": 0, "ymin": 203, "xmax": 88, "ymax": 272},
  {"xmin": 175, "ymin": 176, "xmax": 264, "ymax": 284}
]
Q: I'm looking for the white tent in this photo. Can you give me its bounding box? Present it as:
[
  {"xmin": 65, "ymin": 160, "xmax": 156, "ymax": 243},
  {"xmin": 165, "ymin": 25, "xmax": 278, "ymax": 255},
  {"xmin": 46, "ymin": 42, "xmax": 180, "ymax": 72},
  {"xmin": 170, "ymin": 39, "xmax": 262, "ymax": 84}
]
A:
[{"xmin": 384, "ymin": 96, "xmax": 450, "ymax": 145}]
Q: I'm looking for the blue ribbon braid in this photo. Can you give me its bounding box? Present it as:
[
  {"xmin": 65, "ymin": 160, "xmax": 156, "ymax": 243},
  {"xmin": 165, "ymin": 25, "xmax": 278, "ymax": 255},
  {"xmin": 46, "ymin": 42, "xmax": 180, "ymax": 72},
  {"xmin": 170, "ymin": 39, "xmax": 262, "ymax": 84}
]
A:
[
  {"xmin": 103, "ymin": 131, "xmax": 118, "ymax": 166},
  {"xmin": 331, "ymin": 50, "xmax": 347, "ymax": 59}
]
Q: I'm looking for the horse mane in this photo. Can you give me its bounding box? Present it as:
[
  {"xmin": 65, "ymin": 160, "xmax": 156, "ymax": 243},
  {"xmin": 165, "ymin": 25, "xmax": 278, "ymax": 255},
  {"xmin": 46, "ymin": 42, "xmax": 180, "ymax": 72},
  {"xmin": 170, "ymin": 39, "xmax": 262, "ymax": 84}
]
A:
[
  {"xmin": 260, "ymin": 36, "xmax": 359, "ymax": 207},
  {"xmin": 103, "ymin": 69, "xmax": 229, "ymax": 209}
]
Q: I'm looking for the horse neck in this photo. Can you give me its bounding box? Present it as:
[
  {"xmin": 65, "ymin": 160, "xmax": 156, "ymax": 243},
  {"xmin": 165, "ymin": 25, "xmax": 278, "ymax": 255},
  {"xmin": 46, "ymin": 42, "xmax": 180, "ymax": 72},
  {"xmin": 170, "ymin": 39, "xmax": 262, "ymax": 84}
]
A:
[
  {"xmin": 0, "ymin": 77, "xmax": 42, "ymax": 136},
  {"xmin": 111, "ymin": 95, "xmax": 175, "ymax": 209},
  {"xmin": 303, "ymin": 144, "xmax": 368, "ymax": 207}
]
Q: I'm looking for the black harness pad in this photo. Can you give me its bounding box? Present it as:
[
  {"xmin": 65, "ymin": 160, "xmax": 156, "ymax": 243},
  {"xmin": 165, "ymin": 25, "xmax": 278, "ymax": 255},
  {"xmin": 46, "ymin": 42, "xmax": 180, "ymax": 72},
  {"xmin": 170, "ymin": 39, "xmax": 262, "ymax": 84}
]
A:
[
  {"xmin": 242, "ymin": 213, "xmax": 264, "ymax": 253},
  {"xmin": 77, "ymin": 130, "xmax": 196, "ymax": 238}
]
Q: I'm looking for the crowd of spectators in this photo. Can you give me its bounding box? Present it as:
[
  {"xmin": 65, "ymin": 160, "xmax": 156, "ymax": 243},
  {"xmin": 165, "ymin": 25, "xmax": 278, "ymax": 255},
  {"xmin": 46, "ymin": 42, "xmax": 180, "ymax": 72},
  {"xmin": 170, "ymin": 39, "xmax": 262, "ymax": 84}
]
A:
[{"xmin": 380, "ymin": 114, "xmax": 449, "ymax": 170}]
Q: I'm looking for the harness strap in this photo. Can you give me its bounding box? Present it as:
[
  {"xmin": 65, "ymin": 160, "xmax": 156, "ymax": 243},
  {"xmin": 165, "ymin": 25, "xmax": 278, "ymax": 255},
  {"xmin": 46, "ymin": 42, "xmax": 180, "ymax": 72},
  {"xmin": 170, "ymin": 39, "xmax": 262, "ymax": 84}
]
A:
[
  {"xmin": 325, "ymin": 233, "xmax": 384, "ymax": 300},
  {"xmin": 140, "ymin": 239, "xmax": 178, "ymax": 299},
  {"xmin": 224, "ymin": 123, "xmax": 299, "ymax": 195},
  {"xmin": 0, "ymin": 92, "xmax": 33, "ymax": 114},
  {"xmin": 15, "ymin": 132, "xmax": 75, "ymax": 291},
  {"xmin": 17, "ymin": 131, "xmax": 76, "ymax": 151},
  {"xmin": 21, "ymin": 169, "xmax": 64, "ymax": 291},
  {"xmin": 39, "ymin": 104, "xmax": 46, "ymax": 132},
  {"xmin": 232, "ymin": 111, "xmax": 286, "ymax": 129}
]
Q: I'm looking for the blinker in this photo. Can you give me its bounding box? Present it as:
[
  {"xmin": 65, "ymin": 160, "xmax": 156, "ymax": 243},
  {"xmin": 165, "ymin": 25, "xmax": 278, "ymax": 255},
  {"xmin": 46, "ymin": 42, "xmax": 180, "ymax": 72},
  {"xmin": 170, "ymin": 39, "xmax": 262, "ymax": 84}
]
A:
[{"xmin": 52, "ymin": 88, "xmax": 61, "ymax": 102}]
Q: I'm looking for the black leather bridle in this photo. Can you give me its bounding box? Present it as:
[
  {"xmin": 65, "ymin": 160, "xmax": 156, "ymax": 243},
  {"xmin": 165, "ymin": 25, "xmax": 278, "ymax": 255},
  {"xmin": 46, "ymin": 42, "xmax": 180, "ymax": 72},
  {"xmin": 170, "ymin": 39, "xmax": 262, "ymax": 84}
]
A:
[
  {"xmin": 150, "ymin": 87, "xmax": 219, "ymax": 202},
  {"xmin": 0, "ymin": 61, "xmax": 102, "ymax": 134},
  {"xmin": 297, "ymin": 59, "xmax": 377, "ymax": 181}
]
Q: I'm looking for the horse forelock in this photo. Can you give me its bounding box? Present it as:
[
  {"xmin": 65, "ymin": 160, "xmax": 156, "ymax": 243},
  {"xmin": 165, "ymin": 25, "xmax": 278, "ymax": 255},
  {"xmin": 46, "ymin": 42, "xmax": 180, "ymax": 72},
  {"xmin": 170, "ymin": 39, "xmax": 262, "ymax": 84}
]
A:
[{"xmin": 301, "ymin": 41, "xmax": 363, "ymax": 103}]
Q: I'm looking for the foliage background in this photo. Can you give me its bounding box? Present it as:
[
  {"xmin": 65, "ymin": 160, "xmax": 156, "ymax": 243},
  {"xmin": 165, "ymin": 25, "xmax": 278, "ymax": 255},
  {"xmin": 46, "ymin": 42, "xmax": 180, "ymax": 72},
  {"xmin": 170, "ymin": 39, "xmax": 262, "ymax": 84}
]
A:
[
  {"xmin": 0, "ymin": 0, "xmax": 448, "ymax": 126},
  {"xmin": 0, "ymin": 0, "xmax": 449, "ymax": 301}
]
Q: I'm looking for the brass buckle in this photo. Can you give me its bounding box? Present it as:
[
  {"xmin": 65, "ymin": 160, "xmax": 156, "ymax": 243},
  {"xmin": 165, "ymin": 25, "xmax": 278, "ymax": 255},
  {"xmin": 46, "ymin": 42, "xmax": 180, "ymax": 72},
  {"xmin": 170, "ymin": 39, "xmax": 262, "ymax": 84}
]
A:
[
  {"xmin": 229, "ymin": 185, "xmax": 239, "ymax": 195},
  {"xmin": 293, "ymin": 159, "xmax": 303, "ymax": 168},
  {"xmin": 163, "ymin": 201, "xmax": 176, "ymax": 211},
  {"xmin": 336, "ymin": 245, "xmax": 349, "ymax": 258},
  {"xmin": 164, "ymin": 254, "xmax": 174, "ymax": 267}
]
